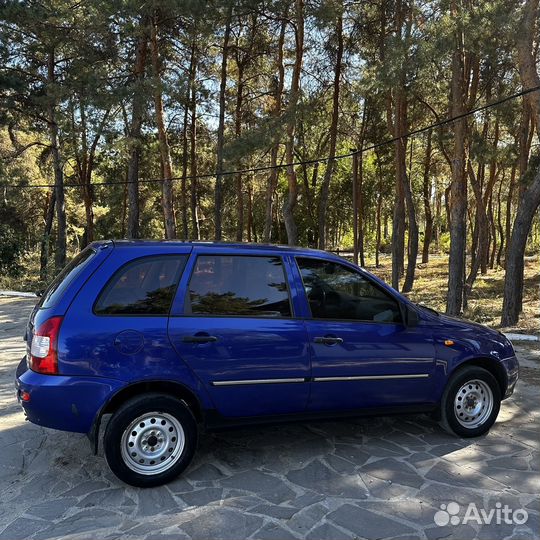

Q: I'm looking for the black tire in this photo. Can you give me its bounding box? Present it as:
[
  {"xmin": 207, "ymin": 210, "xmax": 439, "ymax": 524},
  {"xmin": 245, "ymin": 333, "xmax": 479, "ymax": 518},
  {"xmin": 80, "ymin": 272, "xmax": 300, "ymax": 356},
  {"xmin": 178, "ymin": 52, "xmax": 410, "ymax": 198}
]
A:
[
  {"xmin": 440, "ymin": 366, "xmax": 501, "ymax": 438},
  {"xmin": 104, "ymin": 393, "xmax": 198, "ymax": 487}
]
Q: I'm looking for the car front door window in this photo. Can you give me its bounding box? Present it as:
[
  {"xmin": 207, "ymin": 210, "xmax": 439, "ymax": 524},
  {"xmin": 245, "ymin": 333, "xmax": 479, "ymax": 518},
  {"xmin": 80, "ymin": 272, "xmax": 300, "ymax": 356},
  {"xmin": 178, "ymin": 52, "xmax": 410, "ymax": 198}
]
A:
[{"xmin": 296, "ymin": 257, "xmax": 401, "ymax": 323}]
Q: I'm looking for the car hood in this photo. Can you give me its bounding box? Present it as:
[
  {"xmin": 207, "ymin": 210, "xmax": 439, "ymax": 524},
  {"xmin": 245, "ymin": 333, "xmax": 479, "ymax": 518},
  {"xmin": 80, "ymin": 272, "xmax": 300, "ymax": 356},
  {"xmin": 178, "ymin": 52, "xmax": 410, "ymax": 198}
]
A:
[{"xmin": 436, "ymin": 313, "xmax": 500, "ymax": 336}]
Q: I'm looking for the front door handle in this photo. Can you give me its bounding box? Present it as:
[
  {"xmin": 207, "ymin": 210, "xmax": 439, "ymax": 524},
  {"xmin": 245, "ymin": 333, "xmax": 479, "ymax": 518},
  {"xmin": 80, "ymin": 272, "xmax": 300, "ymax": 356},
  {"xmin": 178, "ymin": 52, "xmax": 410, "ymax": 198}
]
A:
[
  {"xmin": 182, "ymin": 335, "xmax": 218, "ymax": 343},
  {"xmin": 314, "ymin": 336, "xmax": 343, "ymax": 346}
]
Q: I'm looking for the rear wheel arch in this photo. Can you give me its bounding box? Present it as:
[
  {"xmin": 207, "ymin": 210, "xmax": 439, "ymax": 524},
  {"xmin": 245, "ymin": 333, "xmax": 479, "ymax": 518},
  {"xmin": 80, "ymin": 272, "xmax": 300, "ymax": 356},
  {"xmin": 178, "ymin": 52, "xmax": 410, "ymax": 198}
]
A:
[{"xmin": 89, "ymin": 380, "xmax": 203, "ymax": 454}]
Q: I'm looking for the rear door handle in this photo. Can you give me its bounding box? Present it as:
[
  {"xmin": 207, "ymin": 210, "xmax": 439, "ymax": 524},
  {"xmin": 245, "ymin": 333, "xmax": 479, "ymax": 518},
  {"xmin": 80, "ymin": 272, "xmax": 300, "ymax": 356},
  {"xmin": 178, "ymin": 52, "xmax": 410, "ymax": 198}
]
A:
[
  {"xmin": 314, "ymin": 336, "xmax": 343, "ymax": 346},
  {"xmin": 182, "ymin": 335, "xmax": 218, "ymax": 343}
]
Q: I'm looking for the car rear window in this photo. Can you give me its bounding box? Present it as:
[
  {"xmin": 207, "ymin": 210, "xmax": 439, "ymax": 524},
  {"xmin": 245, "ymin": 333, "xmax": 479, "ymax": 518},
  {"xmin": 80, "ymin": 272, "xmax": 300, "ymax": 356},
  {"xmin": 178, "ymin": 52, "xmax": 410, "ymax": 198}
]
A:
[
  {"xmin": 186, "ymin": 255, "xmax": 292, "ymax": 317},
  {"xmin": 94, "ymin": 255, "xmax": 187, "ymax": 315},
  {"xmin": 39, "ymin": 248, "xmax": 96, "ymax": 309}
]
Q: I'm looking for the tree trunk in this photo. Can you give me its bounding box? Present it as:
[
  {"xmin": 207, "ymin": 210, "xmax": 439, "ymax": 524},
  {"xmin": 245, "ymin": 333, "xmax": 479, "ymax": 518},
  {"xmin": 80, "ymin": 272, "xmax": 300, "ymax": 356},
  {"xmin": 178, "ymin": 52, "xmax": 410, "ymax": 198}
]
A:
[
  {"xmin": 375, "ymin": 151, "xmax": 383, "ymax": 268},
  {"xmin": 282, "ymin": 0, "xmax": 304, "ymax": 245},
  {"xmin": 504, "ymin": 164, "xmax": 516, "ymax": 263},
  {"xmin": 465, "ymin": 160, "xmax": 489, "ymax": 304},
  {"xmin": 180, "ymin": 43, "xmax": 195, "ymax": 239},
  {"xmin": 47, "ymin": 49, "xmax": 66, "ymax": 271},
  {"xmin": 422, "ymin": 130, "xmax": 433, "ymax": 263},
  {"xmin": 150, "ymin": 14, "xmax": 176, "ymax": 239},
  {"xmin": 234, "ymin": 59, "xmax": 245, "ymax": 241},
  {"xmin": 496, "ymin": 177, "xmax": 505, "ymax": 266},
  {"xmin": 501, "ymin": 0, "xmax": 540, "ymax": 325},
  {"xmin": 263, "ymin": 19, "xmax": 286, "ymax": 242},
  {"xmin": 127, "ymin": 20, "xmax": 148, "ymax": 239},
  {"xmin": 40, "ymin": 189, "xmax": 55, "ymax": 282},
  {"xmin": 189, "ymin": 42, "xmax": 200, "ymax": 240},
  {"xmin": 502, "ymin": 167, "xmax": 540, "ymax": 325},
  {"xmin": 446, "ymin": 5, "xmax": 467, "ymax": 316},
  {"xmin": 317, "ymin": 13, "xmax": 343, "ymax": 249},
  {"xmin": 214, "ymin": 6, "xmax": 232, "ymax": 241}
]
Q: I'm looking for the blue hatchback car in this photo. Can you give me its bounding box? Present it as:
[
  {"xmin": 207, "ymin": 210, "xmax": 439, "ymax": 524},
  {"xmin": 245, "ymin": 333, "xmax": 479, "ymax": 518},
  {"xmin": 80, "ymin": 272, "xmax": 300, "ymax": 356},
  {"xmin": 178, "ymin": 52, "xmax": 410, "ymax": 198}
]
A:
[{"xmin": 16, "ymin": 240, "xmax": 519, "ymax": 487}]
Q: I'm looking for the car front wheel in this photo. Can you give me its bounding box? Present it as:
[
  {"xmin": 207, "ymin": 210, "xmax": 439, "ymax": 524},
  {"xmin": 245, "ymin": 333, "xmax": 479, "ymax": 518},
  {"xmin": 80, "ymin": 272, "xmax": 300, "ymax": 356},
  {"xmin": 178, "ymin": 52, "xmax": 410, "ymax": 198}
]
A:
[
  {"xmin": 104, "ymin": 393, "xmax": 197, "ymax": 487},
  {"xmin": 440, "ymin": 366, "xmax": 501, "ymax": 438}
]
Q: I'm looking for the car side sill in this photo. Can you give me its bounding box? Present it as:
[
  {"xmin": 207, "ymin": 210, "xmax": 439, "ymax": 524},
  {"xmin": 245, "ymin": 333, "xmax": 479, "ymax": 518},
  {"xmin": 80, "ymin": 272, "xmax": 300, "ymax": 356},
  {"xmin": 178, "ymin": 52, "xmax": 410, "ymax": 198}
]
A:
[{"xmin": 203, "ymin": 404, "xmax": 437, "ymax": 431}]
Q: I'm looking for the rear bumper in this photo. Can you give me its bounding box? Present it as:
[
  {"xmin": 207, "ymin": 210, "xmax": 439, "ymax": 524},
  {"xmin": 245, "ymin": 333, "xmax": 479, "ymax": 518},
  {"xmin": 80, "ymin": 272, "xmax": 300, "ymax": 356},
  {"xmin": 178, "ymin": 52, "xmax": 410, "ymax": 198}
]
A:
[
  {"xmin": 15, "ymin": 357, "xmax": 124, "ymax": 433},
  {"xmin": 501, "ymin": 354, "xmax": 519, "ymax": 399}
]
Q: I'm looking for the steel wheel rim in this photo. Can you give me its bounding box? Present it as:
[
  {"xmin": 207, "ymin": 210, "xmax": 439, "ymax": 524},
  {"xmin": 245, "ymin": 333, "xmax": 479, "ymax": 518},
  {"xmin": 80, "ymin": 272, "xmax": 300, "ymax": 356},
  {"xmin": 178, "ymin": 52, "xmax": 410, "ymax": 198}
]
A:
[
  {"xmin": 121, "ymin": 412, "xmax": 185, "ymax": 475},
  {"xmin": 454, "ymin": 379, "xmax": 493, "ymax": 429}
]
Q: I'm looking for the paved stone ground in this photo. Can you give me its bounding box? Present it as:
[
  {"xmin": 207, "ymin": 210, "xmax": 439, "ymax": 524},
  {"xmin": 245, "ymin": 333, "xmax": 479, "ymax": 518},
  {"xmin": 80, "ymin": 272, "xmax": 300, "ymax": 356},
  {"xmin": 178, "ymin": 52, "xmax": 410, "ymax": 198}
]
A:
[{"xmin": 0, "ymin": 297, "xmax": 538, "ymax": 540}]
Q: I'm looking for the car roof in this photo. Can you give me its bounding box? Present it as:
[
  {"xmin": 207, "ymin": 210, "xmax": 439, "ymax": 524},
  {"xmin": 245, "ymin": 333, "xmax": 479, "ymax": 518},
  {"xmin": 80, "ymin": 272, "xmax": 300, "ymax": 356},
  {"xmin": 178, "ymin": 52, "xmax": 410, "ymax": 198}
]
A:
[{"xmin": 101, "ymin": 239, "xmax": 340, "ymax": 259}]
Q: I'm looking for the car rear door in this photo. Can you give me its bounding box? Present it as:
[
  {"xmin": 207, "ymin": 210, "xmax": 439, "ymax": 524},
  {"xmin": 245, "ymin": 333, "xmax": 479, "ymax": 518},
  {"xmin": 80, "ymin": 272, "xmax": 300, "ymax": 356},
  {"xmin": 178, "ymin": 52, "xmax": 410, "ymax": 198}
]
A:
[
  {"xmin": 168, "ymin": 247, "xmax": 311, "ymax": 418},
  {"xmin": 291, "ymin": 256, "xmax": 437, "ymax": 411},
  {"xmin": 59, "ymin": 245, "xmax": 191, "ymax": 383}
]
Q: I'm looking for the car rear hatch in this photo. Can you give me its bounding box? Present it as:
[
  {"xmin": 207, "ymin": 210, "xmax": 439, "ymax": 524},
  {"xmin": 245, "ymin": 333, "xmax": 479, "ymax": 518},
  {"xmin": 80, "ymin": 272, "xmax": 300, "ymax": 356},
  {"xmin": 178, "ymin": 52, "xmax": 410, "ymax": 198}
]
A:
[{"xmin": 25, "ymin": 241, "xmax": 114, "ymax": 368}]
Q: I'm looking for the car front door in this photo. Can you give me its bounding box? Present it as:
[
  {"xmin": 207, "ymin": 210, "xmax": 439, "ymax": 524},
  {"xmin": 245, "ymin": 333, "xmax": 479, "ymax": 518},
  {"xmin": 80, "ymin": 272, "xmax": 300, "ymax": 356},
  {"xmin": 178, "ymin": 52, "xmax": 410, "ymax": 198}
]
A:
[
  {"xmin": 168, "ymin": 249, "xmax": 311, "ymax": 418},
  {"xmin": 292, "ymin": 256, "xmax": 437, "ymax": 412}
]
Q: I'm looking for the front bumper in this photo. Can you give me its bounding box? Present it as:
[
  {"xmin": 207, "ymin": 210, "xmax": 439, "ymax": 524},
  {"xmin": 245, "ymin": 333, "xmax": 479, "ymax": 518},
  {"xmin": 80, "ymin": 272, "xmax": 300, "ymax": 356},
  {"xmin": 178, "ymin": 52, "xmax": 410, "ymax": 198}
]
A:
[
  {"xmin": 501, "ymin": 354, "xmax": 519, "ymax": 399},
  {"xmin": 15, "ymin": 357, "xmax": 124, "ymax": 433}
]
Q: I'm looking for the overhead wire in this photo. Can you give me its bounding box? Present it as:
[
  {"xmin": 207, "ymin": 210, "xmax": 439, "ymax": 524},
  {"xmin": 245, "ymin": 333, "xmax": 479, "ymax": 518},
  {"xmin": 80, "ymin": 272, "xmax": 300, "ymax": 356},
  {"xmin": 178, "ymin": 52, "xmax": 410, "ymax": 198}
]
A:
[{"xmin": 2, "ymin": 84, "xmax": 539, "ymax": 191}]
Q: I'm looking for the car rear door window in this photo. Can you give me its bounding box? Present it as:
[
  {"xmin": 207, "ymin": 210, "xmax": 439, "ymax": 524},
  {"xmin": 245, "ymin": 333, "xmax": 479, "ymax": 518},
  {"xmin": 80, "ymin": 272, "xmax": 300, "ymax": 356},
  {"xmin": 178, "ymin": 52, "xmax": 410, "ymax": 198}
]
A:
[
  {"xmin": 186, "ymin": 255, "xmax": 292, "ymax": 317},
  {"xmin": 296, "ymin": 257, "xmax": 401, "ymax": 323},
  {"xmin": 94, "ymin": 255, "xmax": 187, "ymax": 315}
]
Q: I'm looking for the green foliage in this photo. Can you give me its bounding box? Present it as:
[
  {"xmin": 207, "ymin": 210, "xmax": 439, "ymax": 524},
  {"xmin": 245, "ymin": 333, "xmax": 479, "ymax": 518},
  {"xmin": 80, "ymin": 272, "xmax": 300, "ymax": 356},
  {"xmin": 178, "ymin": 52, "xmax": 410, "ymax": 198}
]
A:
[{"xmin": 0, "ymin": 0, "xmax": 537, "ymax": 295}]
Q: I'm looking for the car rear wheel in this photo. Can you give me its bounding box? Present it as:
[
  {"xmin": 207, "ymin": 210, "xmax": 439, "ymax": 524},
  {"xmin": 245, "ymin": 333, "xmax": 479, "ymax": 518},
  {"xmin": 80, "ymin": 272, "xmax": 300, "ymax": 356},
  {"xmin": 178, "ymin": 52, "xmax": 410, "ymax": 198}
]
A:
[
  {"xmin": 440, "ymin": 366, "xmax": 501, "ymax": 438},
  {"xmin": 104, "ymin": 393, "xmax": 197, "ymax": 487}
]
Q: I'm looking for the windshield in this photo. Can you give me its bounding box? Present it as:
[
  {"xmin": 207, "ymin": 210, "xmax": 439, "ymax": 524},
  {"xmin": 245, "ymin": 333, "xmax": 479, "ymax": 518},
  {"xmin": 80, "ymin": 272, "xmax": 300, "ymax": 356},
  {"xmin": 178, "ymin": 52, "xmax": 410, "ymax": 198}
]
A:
[{"xmin": 38, "ymin": 248, "xmax": 96, "ymax": 309}]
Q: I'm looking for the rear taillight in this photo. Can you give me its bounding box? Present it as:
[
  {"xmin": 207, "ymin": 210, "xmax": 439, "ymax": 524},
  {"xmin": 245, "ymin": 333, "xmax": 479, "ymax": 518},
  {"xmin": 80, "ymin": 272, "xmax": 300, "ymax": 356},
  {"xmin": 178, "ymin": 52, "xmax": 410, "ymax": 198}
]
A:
[{"xmin": 29, "ymin": 316, "xmax": 63, "ymax": 374}]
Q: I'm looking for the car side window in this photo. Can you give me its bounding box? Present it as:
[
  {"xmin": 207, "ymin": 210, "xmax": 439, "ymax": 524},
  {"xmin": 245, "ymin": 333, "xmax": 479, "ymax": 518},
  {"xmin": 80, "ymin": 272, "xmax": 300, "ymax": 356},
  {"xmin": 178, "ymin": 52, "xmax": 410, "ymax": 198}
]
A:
[
  {"xmin": 296, "ymin": 257, "xmax": 402, "ymax": 323},
  {"xmin": 94, "ymin": 255, "xmax": 187, "ymax": 315},
  {"xmin": 186, "ymin": 255, "xmax": 292, "ymax": 317}
]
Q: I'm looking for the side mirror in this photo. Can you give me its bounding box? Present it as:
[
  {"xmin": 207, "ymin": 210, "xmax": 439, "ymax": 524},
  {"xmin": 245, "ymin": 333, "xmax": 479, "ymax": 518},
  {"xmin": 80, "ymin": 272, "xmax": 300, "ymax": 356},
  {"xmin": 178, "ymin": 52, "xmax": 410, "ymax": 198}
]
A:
[{"xmin": 405, "ymin": 304, "xmax": 419, "ymax": 327}]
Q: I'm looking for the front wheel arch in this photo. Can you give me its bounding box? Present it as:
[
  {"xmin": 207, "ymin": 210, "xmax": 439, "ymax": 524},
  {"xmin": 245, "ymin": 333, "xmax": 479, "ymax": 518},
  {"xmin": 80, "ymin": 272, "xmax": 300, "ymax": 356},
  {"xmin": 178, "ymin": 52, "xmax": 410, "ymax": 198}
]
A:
[
  {"xmin": 439, "ymin": 364, "xmax": 501, "ymax": 437},
  {"xmin": 450, "ymin": 357, "xmax": 507, "ymax": 397}
]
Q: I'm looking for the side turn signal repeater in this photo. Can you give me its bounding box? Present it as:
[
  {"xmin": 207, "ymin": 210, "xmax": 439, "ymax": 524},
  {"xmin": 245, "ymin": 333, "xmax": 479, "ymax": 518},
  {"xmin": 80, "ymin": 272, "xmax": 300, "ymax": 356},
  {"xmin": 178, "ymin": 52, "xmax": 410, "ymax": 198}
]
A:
[{"xmin": 444, "ymin": 339, "xmax": 455, "ymax": 347}]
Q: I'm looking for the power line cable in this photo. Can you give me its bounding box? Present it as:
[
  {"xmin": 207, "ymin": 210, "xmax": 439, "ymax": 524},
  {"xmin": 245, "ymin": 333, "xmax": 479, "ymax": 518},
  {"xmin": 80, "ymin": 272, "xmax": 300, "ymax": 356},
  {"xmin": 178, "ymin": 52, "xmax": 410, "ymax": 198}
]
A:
[{"xmin": 2, "ymin": 84, "xmax": 539, "ymax": 190}]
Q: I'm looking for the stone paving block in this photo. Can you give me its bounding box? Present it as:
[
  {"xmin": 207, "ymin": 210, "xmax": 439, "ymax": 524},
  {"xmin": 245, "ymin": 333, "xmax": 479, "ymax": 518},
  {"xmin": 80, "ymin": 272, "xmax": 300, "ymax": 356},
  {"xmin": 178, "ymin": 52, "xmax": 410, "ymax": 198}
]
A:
[
  {"xmin": 424, "ymin": 523, "xmax": 477, "ymax": 540},
  {"xmin": 287, "ymin": 459, "xmax": 368, "ymax": 499},
  {"xmin": 249, "ymin": 504, "xmax": 298, "ymax": 520},
  {"xmin": 186, "ymin": 463, "xmax": 226, "ymax": 482},
  {"xmin": 306, "ymin": 521, "xmax": 356, "ymax": 540},
  {"xmin": 333, "ymin": 444, "xmax": 370, "ymax": 466},
  {"xmin": 286, "ymin": 503, "xmax": 329, "ymax": 536},
  {"xmin": 424, "ymin": 460, "xmax": 508, "ymax": 490},
  {"xmin": 32, "ymin": 509, "xmax": 124, "ymax": 540},
  {"xmin": 0, "ymin": 517, "xmax": 47, "ymax": 540},
  {"xmin": 79, "ymin": 487, "xmax": 136, "ymax": 509},
  {"xmin": 252, "ymin": 522, "xmax": 299, "ymax": 540},
  {"xmin": 327, "ymin": 504, "xmax": 416, "ymax": 538},
  {"xmin": 361, "ymin": 457, "xmax": 425, "ymax": 488},
  {"xmin": 180, "ymin": 487, "xmax": 224, "ymax": 507},
  {"xmin": 28, "ymin": 497, "xmax": 78, "ymax": 520},
  {"xmin": 323, "ymin": 454, "xmax": 357, "ymax": 474},
  {"xmin": 220, "ymin": 470, "xmax": 295, "ymax": 504},
  {"xmin": 137, "ymin": 486, "xmax": 179, "ymax": 516},
  {"xmin": 60, "ymin": 480, "xmax": 111, "ymax": 498},
  {"xmin": 179, "ymin": 507, "xmax": 263, "ymax": 540}
]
